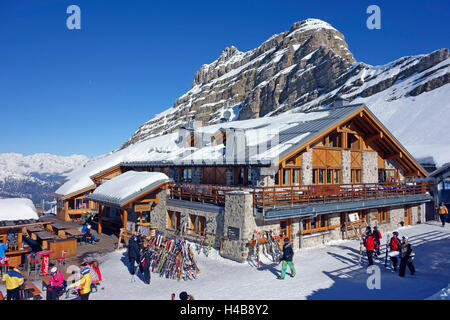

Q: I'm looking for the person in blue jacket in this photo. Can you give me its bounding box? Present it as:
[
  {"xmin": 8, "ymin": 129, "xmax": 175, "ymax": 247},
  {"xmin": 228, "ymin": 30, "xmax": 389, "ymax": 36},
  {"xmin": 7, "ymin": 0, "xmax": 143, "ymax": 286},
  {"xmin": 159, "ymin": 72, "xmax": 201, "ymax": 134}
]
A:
[{"xmin": 0, "ymin": 243, "xmax": 8, "ymax": 259}]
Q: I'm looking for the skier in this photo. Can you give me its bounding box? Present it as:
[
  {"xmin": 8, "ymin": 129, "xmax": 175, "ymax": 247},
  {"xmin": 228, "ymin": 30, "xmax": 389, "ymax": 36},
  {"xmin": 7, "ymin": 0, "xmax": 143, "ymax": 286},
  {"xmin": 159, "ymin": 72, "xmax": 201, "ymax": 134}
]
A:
[
  {"xmin": 69, "ymin": 266, "xmax": 92, "ymax": 300},
  {"xmin": 373, "ymin": 226, "xmax": 382, "ymax": 256},
  {"xmin": 388, "ymin": 232, "xmax": 401, "ymax": 271},
  {"xmin": 1, "ymin": 265, "xmax": 24, "ymax": 300},
  {"xmin": 438, "ymin": 202, "xmax": 448, "ymax": 227},
  {"xmin": 398, "ymin": 236, "xmax": 415, "ymax": 277},
  {"xmin": 47, "ymin": 266, "xmax": 64, "ymax": 300},
  {"xmin": 278, "ymin": 238, "xmax": 296, "ymax": 279},
  {"xmin": 364, "ymin": 231, "xmax": 375, "ymax": 266},
  {"xmin": 140, "ymin": 247, "xmax": 152, "ymax": 284},
  {"xmin": 81, "ymin": 224, "xmax": 98, "ymax": 243},
  {"xmin": 127, "ymin": 234, "xmax": 141, "ymax": 276}
]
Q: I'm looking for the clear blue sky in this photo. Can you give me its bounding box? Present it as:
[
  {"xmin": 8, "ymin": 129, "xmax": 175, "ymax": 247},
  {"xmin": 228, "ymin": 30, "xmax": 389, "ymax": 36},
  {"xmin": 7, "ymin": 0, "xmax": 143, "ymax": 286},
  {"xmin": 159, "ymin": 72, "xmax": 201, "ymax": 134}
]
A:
[{"xmin": 1, "ymin": 0, "xmax": 449, "ymax": 158}]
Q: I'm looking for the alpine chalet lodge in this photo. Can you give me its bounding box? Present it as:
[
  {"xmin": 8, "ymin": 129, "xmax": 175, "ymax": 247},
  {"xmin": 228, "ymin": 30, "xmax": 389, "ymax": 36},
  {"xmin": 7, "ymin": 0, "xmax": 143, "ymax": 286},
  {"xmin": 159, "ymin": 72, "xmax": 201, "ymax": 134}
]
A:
[{"xmin": 55, "ymin": 103, "xmax": 431, "ymax": 262}]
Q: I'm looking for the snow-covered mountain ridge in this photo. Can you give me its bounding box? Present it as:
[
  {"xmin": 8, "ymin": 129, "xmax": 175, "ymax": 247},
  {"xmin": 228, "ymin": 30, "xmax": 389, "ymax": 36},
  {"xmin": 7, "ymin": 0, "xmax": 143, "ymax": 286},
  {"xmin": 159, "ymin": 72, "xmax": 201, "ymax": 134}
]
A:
[{"xmin": 0, "ymin": 153, "xmax": 89, "ymax": 202}]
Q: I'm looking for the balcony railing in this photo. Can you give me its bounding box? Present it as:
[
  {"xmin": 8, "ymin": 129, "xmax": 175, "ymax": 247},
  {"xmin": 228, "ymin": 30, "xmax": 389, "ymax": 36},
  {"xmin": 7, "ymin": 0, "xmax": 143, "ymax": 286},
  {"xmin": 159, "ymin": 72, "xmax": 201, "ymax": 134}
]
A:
[{"xmin": 169, "ymin": 181, "xmax": 431, "ymax": 210}]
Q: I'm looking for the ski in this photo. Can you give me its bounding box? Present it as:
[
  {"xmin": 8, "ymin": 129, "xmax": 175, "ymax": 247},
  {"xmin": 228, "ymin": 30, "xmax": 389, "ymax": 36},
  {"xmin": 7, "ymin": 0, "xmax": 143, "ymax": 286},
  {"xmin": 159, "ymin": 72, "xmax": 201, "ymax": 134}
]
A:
[{"xmin": 384, "ymin": 233, "xmax": 390, "ymax": 268}]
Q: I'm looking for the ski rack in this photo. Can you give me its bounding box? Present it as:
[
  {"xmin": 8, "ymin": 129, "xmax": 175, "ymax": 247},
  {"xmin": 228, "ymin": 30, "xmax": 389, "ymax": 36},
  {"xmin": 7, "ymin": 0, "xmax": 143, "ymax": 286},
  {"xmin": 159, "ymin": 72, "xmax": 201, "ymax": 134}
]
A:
[{"xmin": 343, "ymin": 220, "xmax": 368, "ymax": 240}]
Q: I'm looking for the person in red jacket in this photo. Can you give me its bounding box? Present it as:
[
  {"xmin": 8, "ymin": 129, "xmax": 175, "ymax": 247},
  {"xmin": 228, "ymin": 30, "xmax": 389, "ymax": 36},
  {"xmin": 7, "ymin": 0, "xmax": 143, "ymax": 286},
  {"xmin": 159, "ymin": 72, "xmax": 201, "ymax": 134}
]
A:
[
  {"xmin": 364, "ymin": 232, "xmax": 375, "ymax": 266},
  {"xmin": 373, "ymin": 226, "xmax": 382, "ymax": 256},
  {"xmin": 389, "ymin": 231, "xmax": 401, "ymax": 271}
]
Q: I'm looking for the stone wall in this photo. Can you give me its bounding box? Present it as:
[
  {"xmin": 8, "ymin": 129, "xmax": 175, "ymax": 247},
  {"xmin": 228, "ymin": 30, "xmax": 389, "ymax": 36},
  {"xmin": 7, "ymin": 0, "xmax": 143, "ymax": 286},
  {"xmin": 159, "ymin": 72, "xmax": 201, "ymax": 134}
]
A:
[
  {"xmin": 341, "ymin": 150, "xmax": 351, "ymax": 184},
  {"xmin": 222, "ymin": 191, "xmax": 256, "ymax": 262},
  {"xmin": 362, "ymin": 151, "xmax": 378, "ymax": 183},
  {"xmin": 301, "ymin": 149, "xmax": 313, "ymax": 185},
  {"xmin": 148, "ymin": 189, "xmax": 170, "ymax": 230}
]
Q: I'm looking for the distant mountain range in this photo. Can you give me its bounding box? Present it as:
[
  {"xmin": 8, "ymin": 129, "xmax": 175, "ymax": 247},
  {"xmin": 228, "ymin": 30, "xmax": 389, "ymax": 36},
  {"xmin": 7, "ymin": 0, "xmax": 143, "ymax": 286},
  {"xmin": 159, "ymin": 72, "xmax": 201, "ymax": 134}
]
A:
[
  {"xmin": 123, "ymin": 18, "xmax": 450, "ymax": 166},
  {"xmin": 0, "ymin": 153, "xmax": 89, "ymax": 203}
]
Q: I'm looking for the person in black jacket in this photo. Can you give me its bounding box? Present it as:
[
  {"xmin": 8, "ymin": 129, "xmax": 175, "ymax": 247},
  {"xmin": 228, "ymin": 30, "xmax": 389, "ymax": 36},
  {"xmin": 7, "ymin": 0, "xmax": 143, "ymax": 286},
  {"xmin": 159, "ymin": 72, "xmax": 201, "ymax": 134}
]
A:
[
  {"xmin": 399, "ymin": 236, "xmax": 415, "ymax": 277},
  {"xmin": 127, "ymin": 235, "xmax": 141, "ymax": 275},
  {"xmin": 140, "ymin": 247, "xmax": 152, "ymax": 284},
  {"xmin": 278, "ymin": 238, "xmax": 296, "ymax": 280}
]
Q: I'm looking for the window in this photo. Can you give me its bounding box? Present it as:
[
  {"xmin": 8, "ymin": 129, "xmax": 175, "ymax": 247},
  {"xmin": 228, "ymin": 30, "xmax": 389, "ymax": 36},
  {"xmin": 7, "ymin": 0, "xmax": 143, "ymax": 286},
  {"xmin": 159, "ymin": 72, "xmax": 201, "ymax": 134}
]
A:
[
  {"xmin": 302, "ymin": 214, "xmax": 329, "ymax": 234},
  {"xmin": 329, "ymin": 132, "xmax": 341, "ymax": 148},
  {"xmin": 190, "ymin": 214, "xmax": 206, "ymax": 235},
  {"xmin": 313, "ymin": 169, "xmax": 340, "ymax": 184},
  {"xmin": 378, "ymin": 169, "xmax": 396, "ymax": 183},
  {"xmin": 333, "ymin": 169, "xmax": 340, "ymax": 184},
  {"xmin": 378, "ymin": 208, "xmax": 389, "ymax": 223},
  {"xmin": 247, "ymin": 169, "xmax": 253, "ymax": 186},
  {"xmin": 351, "ymin": 169, "xmax": 361, "ymax": 183},
  {"xmin": 283, "ymin": 169, "xmax": 290, "ymax": 185},
  {"xmin": 293, "ymin": 169, "xmax": 300, "ymax": 184},
  {"xmin": 168, "ymin": 211, "xmax": 181, "ymax": 230},
  {"xmin": 234, "ymin": 167, "xmax": 246, "ymax": 185},
  {"xmin": 181, "ymin": 168, "xmax": 193, "ymax": 182}
]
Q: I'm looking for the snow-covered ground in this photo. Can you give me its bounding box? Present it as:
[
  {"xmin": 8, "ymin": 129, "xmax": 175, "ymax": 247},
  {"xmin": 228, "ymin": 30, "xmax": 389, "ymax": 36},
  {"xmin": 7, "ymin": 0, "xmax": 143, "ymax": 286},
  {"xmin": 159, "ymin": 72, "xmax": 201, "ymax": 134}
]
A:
[{"xmin": 83, "ymin": 222, "xmax": 450, "ymax": 300}]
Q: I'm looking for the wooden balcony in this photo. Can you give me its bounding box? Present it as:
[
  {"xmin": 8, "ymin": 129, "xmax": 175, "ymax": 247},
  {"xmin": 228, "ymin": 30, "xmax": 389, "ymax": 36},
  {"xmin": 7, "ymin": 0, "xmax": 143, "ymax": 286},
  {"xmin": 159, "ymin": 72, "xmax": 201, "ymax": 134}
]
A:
[{"xmin": 170, "ymin": 181, "xmax": 431, "ymax": 211}]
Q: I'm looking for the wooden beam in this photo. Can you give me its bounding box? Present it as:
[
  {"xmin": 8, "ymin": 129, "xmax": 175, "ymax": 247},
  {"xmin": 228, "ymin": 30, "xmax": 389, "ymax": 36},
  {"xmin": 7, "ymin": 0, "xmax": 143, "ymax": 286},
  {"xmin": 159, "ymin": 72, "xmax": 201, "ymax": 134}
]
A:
[
  {"xmin": 366, "ymin": 132, "xmax": 383, "ymax": 143},
  {"xmin": 123, "ymin": 210, "xmax": 128, "ymax": 243},
  {"xmin": 337, "ymin": 126, "xmax": 358, "ymax": 135},
  {"xmin": 385, "ymin": 152, "xmax": 402, "ymax": 160},
  {"xmin": 98, "ymin": 205, "xmax": 103, "ymax": 234}
]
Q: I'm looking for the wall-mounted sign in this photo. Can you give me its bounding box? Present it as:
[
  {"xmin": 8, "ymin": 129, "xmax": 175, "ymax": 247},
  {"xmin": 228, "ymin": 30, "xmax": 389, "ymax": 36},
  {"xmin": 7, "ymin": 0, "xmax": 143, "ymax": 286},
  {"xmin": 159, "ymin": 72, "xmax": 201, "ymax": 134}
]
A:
[
  {"xmin": 348, "ymin": 212, "xmax": 360, "ymax": 222},
  {"xmin": 135, "ymin": 203, "xmax": 151, "ymax": 212},
  {"xmin": 227, "ymin": 226, "xmax": 240, "ymax": 240}
]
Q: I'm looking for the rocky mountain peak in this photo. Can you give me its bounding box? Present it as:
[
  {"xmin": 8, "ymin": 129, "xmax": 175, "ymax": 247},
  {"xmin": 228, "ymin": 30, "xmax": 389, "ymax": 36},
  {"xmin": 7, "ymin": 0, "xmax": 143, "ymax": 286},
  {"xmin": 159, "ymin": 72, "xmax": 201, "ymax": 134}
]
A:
[{"xmin": 122, "ymin": 19, "xmax": 449, "ymax": 149}]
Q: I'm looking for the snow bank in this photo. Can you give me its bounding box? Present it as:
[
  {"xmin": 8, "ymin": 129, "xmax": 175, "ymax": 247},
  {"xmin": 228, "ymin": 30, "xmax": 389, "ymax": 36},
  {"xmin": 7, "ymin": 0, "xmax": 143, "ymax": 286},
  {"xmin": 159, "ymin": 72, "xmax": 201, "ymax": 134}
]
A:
[{"xmin": 0, "ymin": 198, "xmax": 39, "ymax": 221}]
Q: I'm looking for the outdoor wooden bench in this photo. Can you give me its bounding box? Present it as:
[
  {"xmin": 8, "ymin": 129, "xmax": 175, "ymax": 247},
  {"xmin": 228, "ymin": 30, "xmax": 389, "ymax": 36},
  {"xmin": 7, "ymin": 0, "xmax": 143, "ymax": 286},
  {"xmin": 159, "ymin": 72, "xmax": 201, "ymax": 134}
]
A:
[
  {"xmin": 35, "ymin": 231, "xmax": 58, "ymax": 250},
  {"xmin": 23, "ymin": 279, "xmax": 42, "ymax": 300},
  {"xmin": 47, "ymin": 223, "xmax": 71, "ymax": 238}
]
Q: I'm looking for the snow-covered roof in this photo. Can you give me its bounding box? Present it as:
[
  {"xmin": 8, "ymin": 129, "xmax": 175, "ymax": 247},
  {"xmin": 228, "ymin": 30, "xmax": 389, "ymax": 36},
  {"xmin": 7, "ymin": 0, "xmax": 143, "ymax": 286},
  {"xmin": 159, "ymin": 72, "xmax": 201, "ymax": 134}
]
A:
[
  {"xmin": 85, "ymin": 171, "xmax": 171, "ymax": 207},
  {"xmin": 57, "ymin": 104, "xmax": 365, "ymax": 197},
  {"xmin": 0, "ymin": 198, "xmax": 39, "ymax": 222}
]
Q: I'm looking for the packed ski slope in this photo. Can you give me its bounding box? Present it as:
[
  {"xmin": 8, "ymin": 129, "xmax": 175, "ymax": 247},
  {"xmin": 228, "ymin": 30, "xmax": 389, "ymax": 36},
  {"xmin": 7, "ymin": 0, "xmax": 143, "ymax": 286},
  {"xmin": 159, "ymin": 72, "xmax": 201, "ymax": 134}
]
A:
[{"xmin": 87, "ymin": 222, "xmax": 450, "ymax": 300}]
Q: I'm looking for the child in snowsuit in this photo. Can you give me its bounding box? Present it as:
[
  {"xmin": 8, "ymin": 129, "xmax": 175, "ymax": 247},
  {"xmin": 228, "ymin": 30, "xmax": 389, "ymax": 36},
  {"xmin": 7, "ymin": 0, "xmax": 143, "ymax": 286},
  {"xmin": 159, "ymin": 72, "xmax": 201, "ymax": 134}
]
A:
[
  {"xmin": 278, "ymin": 238, "xmax": 296, "ymax": 279},
  {"xmin": 389, "ymin": 232, "xmax": 401, "ymax": 271},
  {"xmin": 399, "ymin": 236, "xmax": 415, "ymax": 277}
]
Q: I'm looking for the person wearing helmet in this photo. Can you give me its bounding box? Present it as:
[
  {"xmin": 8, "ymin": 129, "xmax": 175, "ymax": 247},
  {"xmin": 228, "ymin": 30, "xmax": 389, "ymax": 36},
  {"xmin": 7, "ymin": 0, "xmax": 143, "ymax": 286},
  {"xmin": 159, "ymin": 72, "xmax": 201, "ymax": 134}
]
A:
[
  {"xmin": 278, "ymin": 237, "xmax": 295, "ymax": 280},
  {"xmin": 399, "ymin": 236, "xmax": 415, "ymax": 277},
  {"xmin": 47, "ymin": 266, "xmax": 64, "ymax": 300},
  {"xmin": 69, "ymin": 265, "xmax": 92, "ymax": 300},
  {"xmin": 388, "ymin": 232, "xmax": 401, "ymax": 271},
  {"xmin": 438, "ymin": 203, "xmax": 448, "ymax": 227}
]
